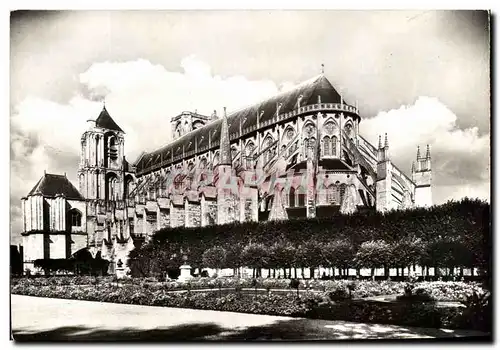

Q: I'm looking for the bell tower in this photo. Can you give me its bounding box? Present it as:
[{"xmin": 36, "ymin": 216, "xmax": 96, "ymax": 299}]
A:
[{"xmin": 77, "ymin": 104, "xmax": 126, "ymax": 201}]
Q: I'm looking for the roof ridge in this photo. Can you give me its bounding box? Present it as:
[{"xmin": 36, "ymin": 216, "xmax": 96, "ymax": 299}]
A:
[
  {"xmin": 225, "ymin": 74, "xmax": 324, "ymax": 118},
  {"xmin": 149, "ymin": 75, "xmax": 327, "ymax": 156}
]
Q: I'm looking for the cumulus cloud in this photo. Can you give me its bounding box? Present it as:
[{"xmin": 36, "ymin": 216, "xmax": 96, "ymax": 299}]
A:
[
  {"xmin": 10, "ymin": 57, "xmax": 490, "ymax": 244},
  {"xmin": 10, "ymin": 56, "xmax": 281, "ymax": 243},
  {"xmin": 360, "ymin": 96, "xmax": 490, "ymax": 204}
]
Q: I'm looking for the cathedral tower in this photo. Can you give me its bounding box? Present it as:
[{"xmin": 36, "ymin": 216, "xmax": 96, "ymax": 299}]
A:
[
  {"xmin": 77, "ymin": 104, "xmax": 135, "ymax": 247},
  {"xmin": 171, "ymin": 110, "xmax": 212, "ymax": 141},
  {"xmin": 412, "ymin": 145, "xmax": 432, "ymax": 207},
  {"xmin": 78, "ymin": 104, "xmax": 126, "ymax": 201}
]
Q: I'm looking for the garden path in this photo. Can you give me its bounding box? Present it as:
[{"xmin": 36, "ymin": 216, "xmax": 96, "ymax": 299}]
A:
[{"xmin": 11, "ymin": 295, "xmax": 488, "ymax": 341}]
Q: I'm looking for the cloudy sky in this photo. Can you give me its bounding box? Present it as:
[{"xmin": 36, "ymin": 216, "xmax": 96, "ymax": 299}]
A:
[{"xmin": 10, "ymin": 10, "xmax": 490, "ymax": 244}]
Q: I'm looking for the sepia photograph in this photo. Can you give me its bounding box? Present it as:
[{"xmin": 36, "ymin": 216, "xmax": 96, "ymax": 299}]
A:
[{"xmin": 9, "ymin": 9, "xmax": 491, "ymax": 342}]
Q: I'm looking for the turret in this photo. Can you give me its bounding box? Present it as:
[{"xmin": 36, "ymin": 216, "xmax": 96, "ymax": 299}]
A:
[
  {"xmin": 412, "ymin": 144, "xmax": 432, "ymax": 207},
  {"xmin": 376, "ymin": 133, "xmax": 393, "ymax": 212}
]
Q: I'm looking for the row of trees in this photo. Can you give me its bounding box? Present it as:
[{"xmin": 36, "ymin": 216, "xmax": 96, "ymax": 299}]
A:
[
  {"xmin": 200, "ymin": 235, "xmax": 478, "ymax": 279},
  {"xmin": 128, "ymin": 198, "xmax": 490, "ymax": 280}
]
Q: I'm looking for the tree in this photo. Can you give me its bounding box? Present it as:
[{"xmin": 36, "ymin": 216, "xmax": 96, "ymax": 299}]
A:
[
  {"xmin": 202, "ymin": 246, "xmax": 227, "ymax": 276},
  {"xmin": 391, "ymin": 236, "xmax": 426, "ymax": 278},
  {"xmin": 354, "ymin": 240, "xmax": 392, "ymax": 279},
  {"xmin": 296, "ymin": 240, "xmax": 324, "ymax": 279},
  {"xmin": 241, "ymin": 243, "xmax": 270, "ymax": 278},
  {"xmin": 424, "ymin": 237, "xmax": 472, "ymax": 277},
  {"xmin": 269, "ymin": 240, "xmax": 296, "ymax": 278},
  {"xmin": 225, "ymin": 243, "xmax": 244, "ymax": 277},
  {"xmin": 323, "ymin": 240, "xmax": 355, "ymax": 278}
]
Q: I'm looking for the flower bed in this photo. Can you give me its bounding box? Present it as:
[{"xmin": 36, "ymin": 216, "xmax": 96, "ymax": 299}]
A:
[
  {"xmin": 11, "ymin": 280, "xmax": 490, "ymax": 332},
  {"xmin": 11, "ymin": 277, "xmax": 486, "ymax": 303}
]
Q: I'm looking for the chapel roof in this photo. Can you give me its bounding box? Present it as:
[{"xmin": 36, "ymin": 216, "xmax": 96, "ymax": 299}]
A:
[
  {"xmin": 27, "ymin": 173, "xmax": 84, "ymax": 200},
  {"xmin": 136, "ymin": 74, "xmax": 346, "ymax": 172},
  {"xmin": 95, "ymin": 106, "xmax": 124, "ymax": 133}
]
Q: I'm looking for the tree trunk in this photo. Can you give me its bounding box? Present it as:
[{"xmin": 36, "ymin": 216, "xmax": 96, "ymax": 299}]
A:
[
  {"xmin": 252, "ymin": 268, "xmax": 255, "ymax": 278},
  {"xmin": 332, "ymin": 267, "xmax": 336, "ymax": 280},
  {"xmin": 294, "ymin": 267, "xmax": 298, "ymax": 279},
  {"xmin": 301, "ymin": 267, "xmax": 305, "ymax": 279},
  {"xmin": 273, "ymin": 269, "xmax": 276, "ymax": 278},
  {"xmin": 384, "ymin": 265, "xmax": 389, "ymax": 280},
  {"xmin": 309, "ymin": 267, "xmax": 314, "ymax": 279}
]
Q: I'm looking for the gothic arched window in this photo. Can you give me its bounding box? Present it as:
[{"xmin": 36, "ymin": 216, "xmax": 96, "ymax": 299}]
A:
[
  {"xmin": 106, "ymin": 173, "xmax": 118, "ymax": 201},
  {"xmin": 244, "ymin": 141, "xmax": 255, "ymax": 169},
  {"xmin": 344, "ymin": 123, "xmax": 353, "ymax": 139},
  {"xmin": 297, "ymin": 186, "xmax": 306, "ymax": 207},
  {"xmin": 289, "ymin": 187, "xmax": 296, "ymax": 207},
  {"xmin": 263, "ymin": 135, "xmax": 275, "ymax": 165},
  {"xmin": 332, "ymin": 136, "xmax": 338, "ymax": 156},
  {"xmin": 323, "ymin": 136, "xmax": 331, "ymax": 156},
  {"xmin": 70, "ymin": 210, "xmax": 82, "ymax": 227}
]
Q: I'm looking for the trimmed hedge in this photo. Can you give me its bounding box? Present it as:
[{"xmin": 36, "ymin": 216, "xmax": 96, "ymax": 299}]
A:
[{"xmin": 130, "ymin": 199, "xmax": 490, "ymax": 279}]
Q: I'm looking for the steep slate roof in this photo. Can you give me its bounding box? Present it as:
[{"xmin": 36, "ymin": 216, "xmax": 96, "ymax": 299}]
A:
[
  {"xmin": 137, "ymin": 74, "xmax": 345, "ymax": 172},
  {"xmin": 95, "ymin": 106, "xmax": 124, "ymax": 133},
  {"xmin": 27, "ymin": 173, "xmax": 84, "ymax": 200}
]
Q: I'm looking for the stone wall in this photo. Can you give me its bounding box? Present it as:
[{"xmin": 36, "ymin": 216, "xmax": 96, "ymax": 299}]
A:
[
  {"xmin": 49, "ymin": 234, "xmax": 67, "ymax": 259},
  {"xmin": 202, "ymin": 199, "xmax": 217, "ymax": 226},
  {"xmin": 171, "ymin": 205, "xmax": 185, "ymax": 227},
  {"xmin": 159, "ymin": 208, "xmax": 170, "ymax": 228},
  {"xmin": 186, "ymin": 201, "xmax": 201, "ymax": 227}
]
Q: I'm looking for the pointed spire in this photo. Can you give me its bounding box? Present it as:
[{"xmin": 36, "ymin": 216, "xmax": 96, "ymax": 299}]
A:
[
  {"xmin": 378, "ymin": 135, "xmax": 382, "ymax": 149},
  {"xmin": 416, "ymin": 146, "xmax": 421, "ymax": 159},
  {"xmin": 425, "ymin": 144, "xmax": 431, "ymax": 159},
  {"xmin": 384, "ymin": 133, "xmax": 388, "ymax": 148},
  {"xmin": 219, "ymin": 106, "xmax": 232, "ymax": 166}
]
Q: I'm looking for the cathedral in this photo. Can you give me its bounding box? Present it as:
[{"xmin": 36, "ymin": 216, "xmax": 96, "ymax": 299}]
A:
[{"xmin": 19, "ymin": 73, "xmax": 432, "ymax": 274}]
